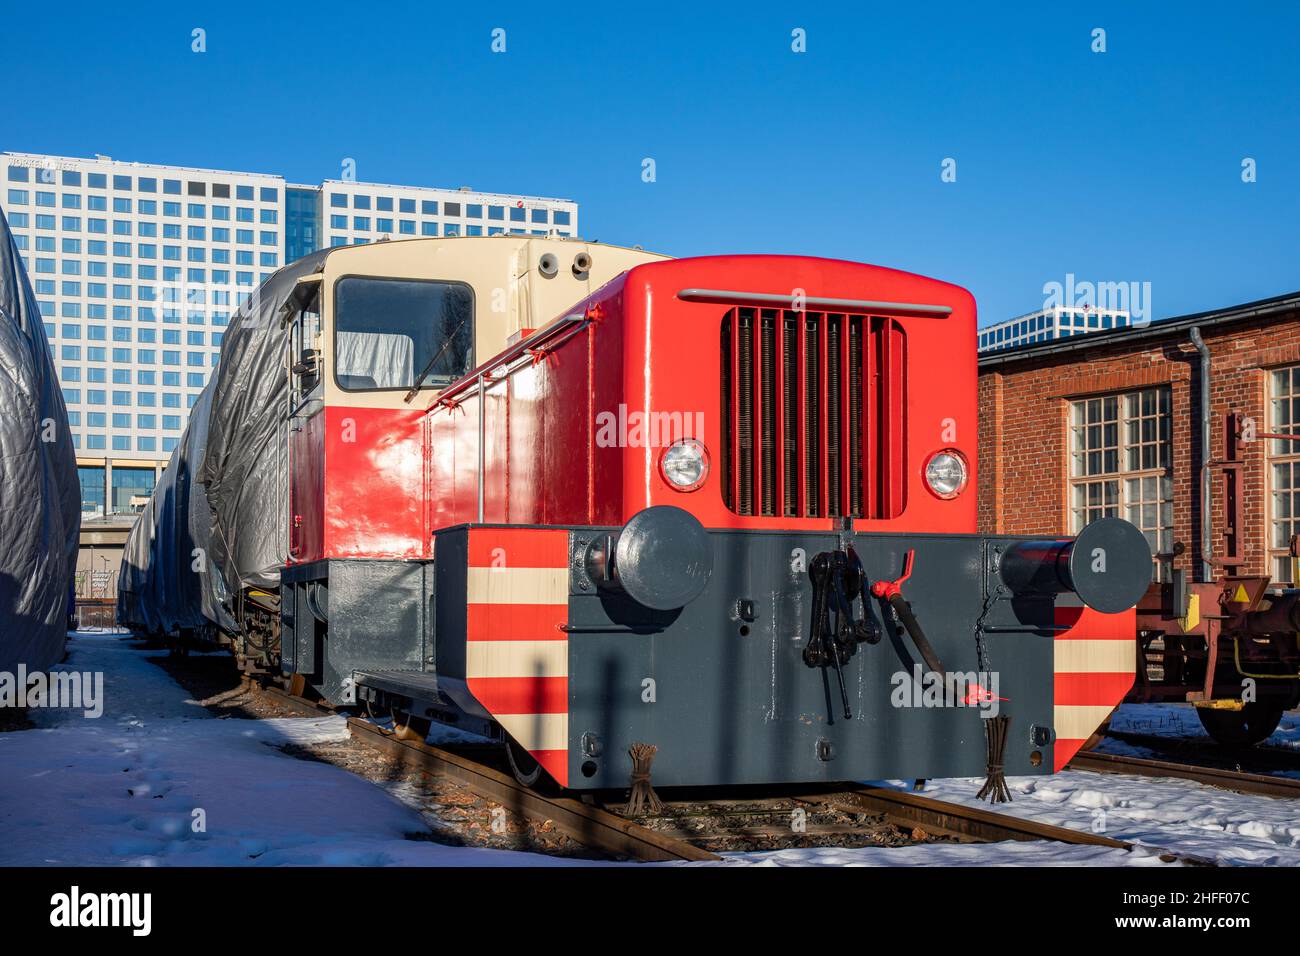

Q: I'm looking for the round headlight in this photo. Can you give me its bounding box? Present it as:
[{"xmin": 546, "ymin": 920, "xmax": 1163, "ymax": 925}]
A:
[
  {"xmin": 924, "ymin": 450, "xmax": 968, "ymax": 499},
  {"xmin": 660, "ymin": 439, "xmax": 709, "ymax": 492}
]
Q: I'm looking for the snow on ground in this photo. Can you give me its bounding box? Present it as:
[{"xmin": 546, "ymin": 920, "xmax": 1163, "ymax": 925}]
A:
[
  {"xmin": 0, "ymin": 633, "xmax": 1290, "ymax": 866},
  {"xmin": 1108, "ymin": 701, "xmax": 1300, "ymax": 751},
  {"xmin": 719, "ymin": 840, "xmax": 1155, "ymax": 866},
  {"xmin": 909, "ymin": 759, "xmax": 1300, "ymax": 866},
  {"xmin": 0, "ymin": 632, "xmax": 587, "ymax": 866},
  {"xmin": 720, "ymin": 702, "xmax": 1300, "ymax": 866}
]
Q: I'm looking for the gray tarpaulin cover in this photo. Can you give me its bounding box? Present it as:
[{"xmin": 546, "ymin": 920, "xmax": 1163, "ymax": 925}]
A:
[
  {"xmin": 199, "ymin": 250, "xmax": 329, "ymax": 599},
  {"xmin": 119, "ymin": 251, "xmax": 327, "ymax": 634},
  {"xmin": 117, "ymin": 384, "xmax": 237, "ymax": 635},
  {"xmin": 117, "ymin": 495, "xmax": 159, "ymax": 634},
  {"xmin": 0, "ymin": 205, "xmax": 79, "ymax": 672},
  {"xmin": 182, "ymin": 385, "xmax": 236, "ymax": 633}
]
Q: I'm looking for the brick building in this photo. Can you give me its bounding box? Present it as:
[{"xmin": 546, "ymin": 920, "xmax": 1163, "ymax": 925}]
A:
[{"xmin": 978, "ymin": 290, "xmax": 1300, "ymax": 586}]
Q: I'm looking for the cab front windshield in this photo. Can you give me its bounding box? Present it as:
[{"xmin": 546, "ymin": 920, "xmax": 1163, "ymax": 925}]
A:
[{"xmin": 334, "ymin": 276, "xmax": 474, "ymax": 391}]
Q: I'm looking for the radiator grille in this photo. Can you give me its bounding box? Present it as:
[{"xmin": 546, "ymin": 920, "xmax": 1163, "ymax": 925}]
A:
[{"xmin": 721, "ymin": 307, "xmax": 905, "ymax": 519}]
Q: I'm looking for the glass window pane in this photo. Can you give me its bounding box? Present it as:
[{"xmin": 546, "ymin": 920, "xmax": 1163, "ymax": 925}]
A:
[{"xmin": 334, "ymin": 278, "xmax": 475, "ymax": 391}]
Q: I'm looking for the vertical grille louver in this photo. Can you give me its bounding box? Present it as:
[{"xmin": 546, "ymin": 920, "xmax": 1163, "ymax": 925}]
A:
[{"xmin": 722, "ymin": 307, "xmax": 905, "ymax": 519}]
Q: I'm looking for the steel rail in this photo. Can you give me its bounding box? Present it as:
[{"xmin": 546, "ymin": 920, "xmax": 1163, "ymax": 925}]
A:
[
  {"xmin": 346, "ymin": 717, "xmax": 721, "ymax": 862},
  {"xmin": 1070, "ymin": 748, "xmax": 1300, "ymax": 799},
  {"xmin": 256, "ymin": 681, "xmax": 337, "ymax": 718},
  {"xmin": 804, "ymin": 787, "xmax": 1134, "ymax": 850},
  {"xmin": 1103, "ymin": 729, "xmax": 1300, "ymax": 774}
]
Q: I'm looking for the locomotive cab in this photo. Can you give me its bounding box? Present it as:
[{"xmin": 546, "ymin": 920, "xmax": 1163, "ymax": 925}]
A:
[
  {"xmin": 275, "ymin": 236, "xmax": 668, "ymax": 706},
  {"xmin": 278, "ymin": 235, "xmax": 668, "ymax": 564}
]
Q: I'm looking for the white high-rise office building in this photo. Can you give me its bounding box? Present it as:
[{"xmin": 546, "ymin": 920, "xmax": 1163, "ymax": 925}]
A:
[
  {"xmin": 0, "ymin": 151, "xmax": 578, "ymax": 520},
  {"xmin": 319, "ymin": 178, "xmax": 576, "ymax": 247},
  {"xmin": 978, "ymin": 305, "xmax": 1132, "ymax": 353}
]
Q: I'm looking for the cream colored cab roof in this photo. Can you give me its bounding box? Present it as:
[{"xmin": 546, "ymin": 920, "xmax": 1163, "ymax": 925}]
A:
[{"xmin": 316, "ymin": 235, "xmax": 669, "ymax": 410}]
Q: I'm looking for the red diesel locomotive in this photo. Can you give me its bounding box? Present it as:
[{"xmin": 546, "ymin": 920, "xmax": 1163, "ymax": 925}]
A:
[{"xmin": 266, "ymin": 241, "xmax": 1154, "ymax": 792}]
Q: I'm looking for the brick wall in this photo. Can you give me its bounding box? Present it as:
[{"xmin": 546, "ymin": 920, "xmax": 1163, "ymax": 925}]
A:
[{"xmin": 977, "ymin": 309, "xmax": 1300, "ymax": 582}]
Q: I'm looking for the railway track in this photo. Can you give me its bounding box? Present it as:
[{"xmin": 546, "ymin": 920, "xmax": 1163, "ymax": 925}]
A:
[
  {"xmin": 1069, "ymin": 731, "xmax": 1300, "ymax": 800},
  {"xmin": 347, "ymin": 716, "xmax": 719, "ymax": 862},
  {"xmin": 254, "ymin": 679, "xmax": 337, "ymax": 718},
  {"xmin": 344, "ymin": 715, "xmax": 1203, "ymax": 864},
  {"xmin": 1104, "ymin": 729, "xmax": 1300, "ymax": 773},
  {"xmin": 239, "ymin": 678, "xmax": 1212, "ymax": 864},
  {"xmin": 1070, "ymin": 749, "xmax": 1300, "ymax": 799}
]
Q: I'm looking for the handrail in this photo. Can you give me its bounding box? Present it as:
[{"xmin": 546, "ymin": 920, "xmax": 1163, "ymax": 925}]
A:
[
  {"xmin": 431, "ymin": 311, "xmax": 590, "ymax": 409},
  {"xmin": 422, "ymin": 308, "xmax": 595, "ymax": 523},
  {"xmin": 677, "ymin": 288, "xmax": 953, "ymax": 317}
]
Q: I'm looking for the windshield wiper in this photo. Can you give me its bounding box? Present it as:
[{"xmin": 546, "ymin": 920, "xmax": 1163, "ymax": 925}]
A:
[{"xmin": 403, "ymin": 314, "xmax": 473, "ymax": 403}]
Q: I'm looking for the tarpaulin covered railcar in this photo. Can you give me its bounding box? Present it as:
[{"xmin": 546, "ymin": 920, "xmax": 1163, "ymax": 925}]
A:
[
  {"xmin": 117, "ymin": 495, "xmax": 160, "ymax": 634},
  {"xmin": 199, "ymin": 251, "xmax": 331, "ymax": 602},
  {"xmin": 0, "ymin": 205, "xmax": 79, "ymax": 672},
  {"xmin": 116, "ymin": 383, "xmax": 234, "ymax": 637}
]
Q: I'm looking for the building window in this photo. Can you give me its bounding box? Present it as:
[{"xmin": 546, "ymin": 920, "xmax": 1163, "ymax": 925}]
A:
[
  {"xmin": 111, "ymin": 467, "xmax": 156, "ymax": 515},
  {"xmin": 1267, "ymin": 366, "xmax": 1300, "ymax": 582},
  {"xmin": 1069, "ymin": 387, "xmax": 1172, "ymax": 578}
]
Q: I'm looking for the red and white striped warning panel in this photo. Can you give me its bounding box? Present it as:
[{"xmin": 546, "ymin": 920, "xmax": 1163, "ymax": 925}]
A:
[
  {"xmin": 1052, "ymin": 606, "xmax": 1136, "ymax": 771},
  {"xmin": 464, "ymin": 528, "xmax": 571, "ymax": 786}
]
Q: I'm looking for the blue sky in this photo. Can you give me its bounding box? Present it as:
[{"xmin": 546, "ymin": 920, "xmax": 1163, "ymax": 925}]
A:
[{"xmin": 4, "ymin": 1, "xmax": 1297, "ymax": 324}]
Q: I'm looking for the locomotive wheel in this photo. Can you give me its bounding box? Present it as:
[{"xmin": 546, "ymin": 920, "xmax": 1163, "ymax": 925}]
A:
[
  {"xmin": 1196, "ymin": 702, "xmax": 1284, "ymax": 747},
  {"xmin": 1079, "ymin": 729, "xmax": 1106, "ymax": 753},
  {"xmin": 505, "ymin": 737, "xmax": 556, "ymax": 793},
  {"xmin": 391, "ymin": 708, "xmax": 431, "ymax": 743},
  {"xmin": 1078, "ymin": 707, "xmax": 1116, "ymax": 752}
]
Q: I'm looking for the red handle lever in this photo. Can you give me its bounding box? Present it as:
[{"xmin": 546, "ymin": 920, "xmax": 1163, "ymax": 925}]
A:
[{"xmin": 870, "ymin": 549, "xmax": 915, "ymax": 601}]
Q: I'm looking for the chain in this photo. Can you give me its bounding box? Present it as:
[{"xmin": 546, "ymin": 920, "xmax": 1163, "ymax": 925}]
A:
[{"xmin": 971, "ymin": 586, "xmax": 1003, "ymax": 675}]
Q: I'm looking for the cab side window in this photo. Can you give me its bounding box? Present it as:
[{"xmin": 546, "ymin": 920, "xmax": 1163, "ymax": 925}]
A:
[{"xmin": 333, "ymin": 277, "xmax": 474, "ymax": 391}]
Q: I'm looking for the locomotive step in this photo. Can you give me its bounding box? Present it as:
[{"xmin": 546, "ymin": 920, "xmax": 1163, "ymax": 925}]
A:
[{"xmin": 353, "ymin": 669, "xmax": 441, "ymax": 699}]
